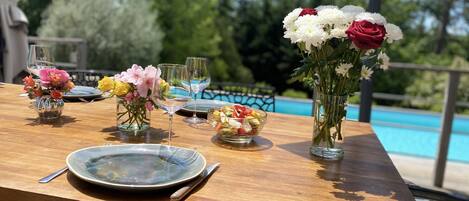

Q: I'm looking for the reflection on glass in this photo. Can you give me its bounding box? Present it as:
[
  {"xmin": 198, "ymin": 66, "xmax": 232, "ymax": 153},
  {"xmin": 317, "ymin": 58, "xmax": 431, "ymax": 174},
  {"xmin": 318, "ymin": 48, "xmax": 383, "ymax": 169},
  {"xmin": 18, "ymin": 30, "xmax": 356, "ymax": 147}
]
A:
[
  {"xmin": 27, "ymin": 45, "xmax": 55, "ymax": 77},
  {"xmin": 152, "ymin": 64, "xmax": 191, "ymax": 146},
  {"xmin": 183, "ymin": 57, "xmax": 211, "ymax": 125}
]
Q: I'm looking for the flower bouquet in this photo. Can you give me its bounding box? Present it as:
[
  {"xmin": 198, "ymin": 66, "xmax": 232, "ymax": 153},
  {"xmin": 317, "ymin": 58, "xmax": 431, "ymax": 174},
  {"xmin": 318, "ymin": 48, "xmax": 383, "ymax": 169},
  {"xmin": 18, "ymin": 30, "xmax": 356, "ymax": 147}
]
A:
[
  {"xmin": 23, "ymin": 69, "xmax": 75, "ymax": 121},
  {"xmin": 283, "ymin": 5, "xmax": 402, "ymax": 159},
  {"xmin": 98, "ymin": 64, "xmax": 161, "ymax": 134}
]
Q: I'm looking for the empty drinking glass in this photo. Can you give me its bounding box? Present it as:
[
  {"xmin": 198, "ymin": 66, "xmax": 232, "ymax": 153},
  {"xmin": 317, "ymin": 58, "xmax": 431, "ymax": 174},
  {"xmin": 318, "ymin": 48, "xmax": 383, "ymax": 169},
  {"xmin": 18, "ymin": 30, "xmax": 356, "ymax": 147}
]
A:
[
  {"xmin": 152, "ymin": 64, "xmax": 192, "ymax": 146},
  {"xmin": 27, "ymin": 45, "xmax": 55, "ymax": 77},
  {"xmin": 183, "ymin": 57, "xmax": 211, "ymax": 125}
]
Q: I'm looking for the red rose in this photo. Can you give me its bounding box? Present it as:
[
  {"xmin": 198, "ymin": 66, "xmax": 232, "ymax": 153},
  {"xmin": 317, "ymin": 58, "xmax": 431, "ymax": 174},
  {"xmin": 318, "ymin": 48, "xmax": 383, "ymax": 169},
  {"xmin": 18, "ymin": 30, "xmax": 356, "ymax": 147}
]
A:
[
  {"xmin": 50, "ymin": 90, "xmax": 62, "ymax": 100},
  {"xmin": 299, "ymin": 8, "xmax": 317, "ymax": 16},
  {"xmin": 346, "ymin": 20, "xmax": 386, "ymax": 49}
]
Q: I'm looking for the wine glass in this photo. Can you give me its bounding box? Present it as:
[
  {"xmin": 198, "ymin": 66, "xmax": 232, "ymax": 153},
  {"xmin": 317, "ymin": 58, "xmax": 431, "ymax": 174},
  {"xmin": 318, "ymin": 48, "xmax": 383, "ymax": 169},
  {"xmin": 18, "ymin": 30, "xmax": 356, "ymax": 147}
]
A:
[
  {"xmin": 183, "ymin": 57, "xmax": 211, "ymax": 125},
  {"xmin": 152, "ymin": 64, "xmax": 192, "ymax": 146},
  {"xmin": 26, "ymin": 45, "xmax": 55, "ymax": 77}
]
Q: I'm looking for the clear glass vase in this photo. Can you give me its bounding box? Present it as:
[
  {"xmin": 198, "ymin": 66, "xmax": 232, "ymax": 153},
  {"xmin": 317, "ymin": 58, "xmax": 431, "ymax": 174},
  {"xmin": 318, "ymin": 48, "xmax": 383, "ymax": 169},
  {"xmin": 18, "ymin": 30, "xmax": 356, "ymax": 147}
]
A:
[
  {"xmin": 310, "ymin": 89, "xmax": 348, "ymax": 160},
  {"xmin": 116, "ymin": 97, "xmax": 151, "ymax": 135},
  {"xmin": 33, "ymin": 95, "xmax": 64, "ymax": 122}
]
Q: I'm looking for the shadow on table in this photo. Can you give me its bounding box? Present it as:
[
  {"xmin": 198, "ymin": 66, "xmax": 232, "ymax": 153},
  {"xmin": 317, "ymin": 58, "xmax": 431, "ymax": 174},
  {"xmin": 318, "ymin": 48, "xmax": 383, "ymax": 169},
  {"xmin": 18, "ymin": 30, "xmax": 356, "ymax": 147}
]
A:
[
  {"xmin": 66, "ymin": 172, "xmax": 172, "ymax": 200},
  {"xmin": 211, "ymin": 135, "xmax": 273, "ymax": 151},
  {"xmin": 25, "ymin": 115, "xmax": 78, "ymax": 128},
  {"xmin": 278, "ymin": 134, "xmax": 402, "ymax": 201},
  {"xmin": 100, "ymin": 126, "xmax": 174, "ymax": 144}
]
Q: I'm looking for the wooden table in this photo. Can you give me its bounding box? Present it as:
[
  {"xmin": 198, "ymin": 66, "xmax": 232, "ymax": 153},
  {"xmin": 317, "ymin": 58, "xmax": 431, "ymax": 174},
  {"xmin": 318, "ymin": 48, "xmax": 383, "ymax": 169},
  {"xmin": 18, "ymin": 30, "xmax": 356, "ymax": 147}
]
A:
[{"xmin": 0, "ymin": 84, "xmax": 414, "ymax": 201}]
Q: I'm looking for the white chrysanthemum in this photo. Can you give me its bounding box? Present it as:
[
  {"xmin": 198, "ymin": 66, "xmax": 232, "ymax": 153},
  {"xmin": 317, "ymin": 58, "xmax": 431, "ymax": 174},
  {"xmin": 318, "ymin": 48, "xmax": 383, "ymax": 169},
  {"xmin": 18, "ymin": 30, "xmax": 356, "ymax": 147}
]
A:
[
  {"xmin": 284, "ymin": 29, "xmax": 299, "ymax": 43},
  {"xmin": 384, "ymin": 23, "xmax": 403, "ymax": 43},
  {"xmin": 283, "ymin": 8, "xmax": 302, "ymax": 30},
  {"xmin": 377, "ymin": 51, "xmax": 390, "ymax": 70},
  {"xmin": 341, "ymin": 5, "xmax": 365, "ymax": 22},
  {"xmin": 341, "ymin": 5, "xmax": 365, "ymax": 14},
  {"xmin": 330, "ymin": 26, "xmax": 348, "ymax": 38},
  {"xmin": 360, "ymin": 66, "xmax": 374, "ymax": 80},
  {"xmin": 355, "ymin": 12, "xmax": 387, "ymax": 25},
  {"xmin": 294, "ymin": 15, "xmax": 320, "ymax": 27},
  {"xmin": 316, "ymin": 5, "xmax": 338, "ymax": 11},
  {"xmin": 317, "ymin": 8, "xmax": 347, "ymax": 26},
  {"xmin": 294, "ymin": 16, "xmax": 326, "ymax": 51},
  {"xmin": 335, "ymin": 63, "xmax": 353, "ymax": 77}
]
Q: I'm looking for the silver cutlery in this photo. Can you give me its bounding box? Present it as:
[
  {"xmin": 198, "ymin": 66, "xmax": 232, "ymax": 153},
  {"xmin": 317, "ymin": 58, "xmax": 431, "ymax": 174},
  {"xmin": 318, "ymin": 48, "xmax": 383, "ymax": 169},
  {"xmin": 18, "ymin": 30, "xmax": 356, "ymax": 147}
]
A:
[
  {"xmin": 38, "ymin": 167, "xmax": 68, "ymax": 183},
  {"xmin": 170, "ymin": 163, "xmax": 220, "ymax": 201}
]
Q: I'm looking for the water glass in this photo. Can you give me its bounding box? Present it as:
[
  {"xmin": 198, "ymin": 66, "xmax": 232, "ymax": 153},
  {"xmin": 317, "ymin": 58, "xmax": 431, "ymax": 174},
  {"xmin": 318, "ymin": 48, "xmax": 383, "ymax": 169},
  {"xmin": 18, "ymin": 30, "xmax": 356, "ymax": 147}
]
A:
[{"xmin": 183, "ymin": 57, "xmax": 211, "ymax": 125}]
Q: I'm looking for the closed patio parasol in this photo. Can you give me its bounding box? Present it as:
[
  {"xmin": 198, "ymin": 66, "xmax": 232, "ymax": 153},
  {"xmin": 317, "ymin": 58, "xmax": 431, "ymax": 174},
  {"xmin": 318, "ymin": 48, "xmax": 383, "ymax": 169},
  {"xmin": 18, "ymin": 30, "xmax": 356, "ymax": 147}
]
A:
[{"xmin": 0, "ymin": 0, "xmax": 28, "ymax": 83}]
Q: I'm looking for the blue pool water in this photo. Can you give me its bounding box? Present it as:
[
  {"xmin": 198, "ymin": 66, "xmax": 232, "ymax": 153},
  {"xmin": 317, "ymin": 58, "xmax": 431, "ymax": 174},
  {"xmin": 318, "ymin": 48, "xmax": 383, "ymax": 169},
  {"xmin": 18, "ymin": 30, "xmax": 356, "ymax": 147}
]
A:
[{"xmin": 275, "ymin": 97, "xmax": 469, "ymax": 163}]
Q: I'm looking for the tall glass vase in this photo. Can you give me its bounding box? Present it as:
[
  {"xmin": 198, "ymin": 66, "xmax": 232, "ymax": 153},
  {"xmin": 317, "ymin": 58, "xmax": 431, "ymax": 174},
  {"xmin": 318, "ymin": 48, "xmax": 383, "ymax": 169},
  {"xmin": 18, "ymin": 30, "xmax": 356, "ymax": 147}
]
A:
[
  {"xmin": 310, "ymin": 89, "xmax": 348, "ymax": 160},
  {"xmin": 116, "ymin": 97, "xmax": 151, "ymax": 135}
]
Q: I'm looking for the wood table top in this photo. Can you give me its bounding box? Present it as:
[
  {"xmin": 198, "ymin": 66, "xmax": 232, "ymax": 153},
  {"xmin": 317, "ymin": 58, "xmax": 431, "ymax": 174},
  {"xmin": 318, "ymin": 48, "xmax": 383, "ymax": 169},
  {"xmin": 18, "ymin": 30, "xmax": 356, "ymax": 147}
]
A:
[{"xmin": 0, "ymin": 84, "xmax": 414, "ymax": 201}]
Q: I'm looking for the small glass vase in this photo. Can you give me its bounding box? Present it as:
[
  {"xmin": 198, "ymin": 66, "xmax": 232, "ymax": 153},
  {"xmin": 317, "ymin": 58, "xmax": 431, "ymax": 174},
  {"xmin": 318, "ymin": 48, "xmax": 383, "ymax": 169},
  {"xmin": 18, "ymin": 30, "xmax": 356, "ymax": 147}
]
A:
[
  {"xmin": 116, "ymin": 97, "xmax": 151, "ymax": 135},
  {"xmin": 33, "ymin": 95, "xmax": 64, "ymax": 122},
  {"xmin": 310, "ymin": 89, "xmax": 348, "ymax": 160}
]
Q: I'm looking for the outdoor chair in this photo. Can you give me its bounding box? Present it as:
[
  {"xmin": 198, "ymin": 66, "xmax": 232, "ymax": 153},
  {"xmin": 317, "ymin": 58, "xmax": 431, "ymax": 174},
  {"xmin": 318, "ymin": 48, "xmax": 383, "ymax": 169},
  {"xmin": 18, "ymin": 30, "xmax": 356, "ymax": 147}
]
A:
[
  {"xmin": 66, "ymin": 69, "xmax": 118, "ymax": 87},
  {"xmin": 200, "ymin": 82, "xmax": 275, "ymax": 112}
]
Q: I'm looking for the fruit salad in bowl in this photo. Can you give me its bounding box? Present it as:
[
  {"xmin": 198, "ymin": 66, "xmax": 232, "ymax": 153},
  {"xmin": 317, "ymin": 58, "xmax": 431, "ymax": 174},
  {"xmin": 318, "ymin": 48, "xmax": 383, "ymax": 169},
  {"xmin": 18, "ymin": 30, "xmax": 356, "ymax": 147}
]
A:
[{"xmin": 207, "ymin": 104, "xmax": 267, "ymax": 144}]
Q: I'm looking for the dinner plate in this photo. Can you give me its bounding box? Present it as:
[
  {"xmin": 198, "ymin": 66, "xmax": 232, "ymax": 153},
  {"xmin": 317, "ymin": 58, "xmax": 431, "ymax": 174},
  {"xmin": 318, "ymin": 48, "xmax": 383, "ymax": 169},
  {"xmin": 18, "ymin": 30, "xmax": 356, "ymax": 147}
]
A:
[
  {"xmin": 63, "ymin": 86, "xmax": 102, "ymax": 99},
  {"xmin": 181, "ymin": 99, "xmax": 232, "ymax": 114},
  {"xmin": 66, "ymin": 144, "xmax": 207, "ymax": 190}
]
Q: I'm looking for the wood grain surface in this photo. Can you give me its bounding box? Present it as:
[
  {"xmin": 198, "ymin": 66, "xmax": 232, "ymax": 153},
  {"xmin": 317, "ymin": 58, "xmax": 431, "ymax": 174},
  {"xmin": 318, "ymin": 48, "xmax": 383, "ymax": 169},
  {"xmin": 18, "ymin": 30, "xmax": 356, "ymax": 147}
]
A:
[{"xmin": 0, "ymin": 84, "xmax": 414, "ymax": 201}]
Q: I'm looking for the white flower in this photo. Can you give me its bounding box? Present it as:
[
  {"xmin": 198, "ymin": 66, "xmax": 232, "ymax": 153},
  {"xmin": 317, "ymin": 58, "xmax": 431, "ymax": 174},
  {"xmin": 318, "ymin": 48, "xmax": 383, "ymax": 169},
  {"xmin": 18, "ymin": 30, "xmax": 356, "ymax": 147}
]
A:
[
  {"xmin": 317, "ymin": 8, "xmax": 347, "ymax": 26},
  {"xmin": 335, "ymin": 63, "xmax": 353, "ymax": 77},
  {"xmin": 360, "ymin": 66, "xmax": 374, "ymax": 80},
  {"xmin": 330, "ymin": 26, "xmax": 348, "ymax": 38},
  {"xmin": 377, "ymin": 51, "xmax": 390, "ymax": 70},
  {"xmin": 341, "ymin": 5, "xmax": 365, "ymax": 22},
  {"xmin": 384, "ymin": 23, "xmax": 403, "ymax": 43},
  {"xmin": 355, "ymin": 12, "xmax": 387, "ymax": 25},
  {"xmin": 341, "ymin": 5, "xmax": 365, "ymax": 14},
  {"xmin": 364, "ymin": 49, "xmax": 375, "ymax": 56},
  {"xmin": 284, "ymin": 29, "xmax": 299, "ymax": 43},
  {"xmin": 294, "ymin": 15, "xmax": 326, "ymax": 51},
  {"xmin": 283, "ymin": 8, "xmax": 302, "ymax": 30},
  {"xmin": 316, "ymin": 5, "xmax": 338, "ymax": 11}
]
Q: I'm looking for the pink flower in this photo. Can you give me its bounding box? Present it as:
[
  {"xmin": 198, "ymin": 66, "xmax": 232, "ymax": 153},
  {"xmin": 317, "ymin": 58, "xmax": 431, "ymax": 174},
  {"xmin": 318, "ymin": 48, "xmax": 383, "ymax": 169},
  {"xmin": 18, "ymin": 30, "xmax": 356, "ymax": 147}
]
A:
[
  {"xmin": 39, "ymin": 69, "xmax": 70, "ymax": 88},
  {"xmin": 123, "ymin": 64, "xmax": 144, "ymax": 85},
  {"xmin": 145, "ymin": 101, "xmax": 154, "ymax": 111},
  {"xmin": 136, "ymin": 65, "xmax": 161, "ymax": 98},
  {"xmin": 124, "ymin": 92, "xmax": 134, "ymax": 102}
]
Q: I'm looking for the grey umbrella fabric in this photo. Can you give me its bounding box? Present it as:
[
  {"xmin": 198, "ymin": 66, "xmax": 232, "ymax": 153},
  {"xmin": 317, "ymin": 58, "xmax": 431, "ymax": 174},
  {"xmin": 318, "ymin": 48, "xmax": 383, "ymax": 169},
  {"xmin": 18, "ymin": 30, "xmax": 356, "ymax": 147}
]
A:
[{"xmin": 0, "ymin": 0, "xmax": 28, "ymax": 83}]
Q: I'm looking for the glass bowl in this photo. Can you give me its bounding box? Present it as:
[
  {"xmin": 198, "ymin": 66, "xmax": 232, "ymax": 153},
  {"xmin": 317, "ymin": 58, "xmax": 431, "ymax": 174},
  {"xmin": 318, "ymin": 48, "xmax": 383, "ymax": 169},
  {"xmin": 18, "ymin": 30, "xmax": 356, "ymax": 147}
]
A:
[{"xmin": 207, "ymin": 105, "xmax": 267, "ymax": 144}]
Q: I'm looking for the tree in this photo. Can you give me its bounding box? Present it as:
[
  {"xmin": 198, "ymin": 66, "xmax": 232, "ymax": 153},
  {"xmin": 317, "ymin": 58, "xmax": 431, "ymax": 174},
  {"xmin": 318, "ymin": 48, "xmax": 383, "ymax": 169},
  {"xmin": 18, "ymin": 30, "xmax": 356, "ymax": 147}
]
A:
[
  {"xmin": 152, "ymin": 0, "xmax": 253, "ymax": 82},
  {"xmin": 38, "ymin": 0, "xmax": 164, "ymax": 71},
  {"xmin": 18, "ymin": 0, "xmax": 51, "ymax": 36}
]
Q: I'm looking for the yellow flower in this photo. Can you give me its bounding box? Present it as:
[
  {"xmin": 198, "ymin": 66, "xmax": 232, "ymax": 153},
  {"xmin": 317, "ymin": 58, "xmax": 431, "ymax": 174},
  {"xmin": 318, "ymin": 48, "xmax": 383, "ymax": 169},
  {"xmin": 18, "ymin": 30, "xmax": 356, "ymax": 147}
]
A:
[
  {"xmin": 97, "ymin": 76, "xmax": 115, "ymax": 92},
  {"xmin": 159, "ymin": 79, "xmax": 170, "ymax": 96},
  {"xmin": 113, "ymin": 81, "xmax": 130, "ymax": 96}
]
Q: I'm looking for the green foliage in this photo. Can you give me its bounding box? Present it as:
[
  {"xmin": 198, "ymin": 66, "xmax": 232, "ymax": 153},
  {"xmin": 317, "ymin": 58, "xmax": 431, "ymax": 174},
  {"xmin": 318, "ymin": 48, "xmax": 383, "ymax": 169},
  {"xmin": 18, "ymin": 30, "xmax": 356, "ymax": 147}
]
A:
[
  {"xmin": 18, "ymin": 0, "xmax": 51, "ymax": 36},
  {"xmin": 152, "ymin": 0, "xmax": 253, "ymax": 82},
  {"xmin": 281, "ymin": 89, "xmax": 308, "ymax": 99},
  {"xmin": 38, "ymin": 0, "xmax": 164, "ymax": 71}
]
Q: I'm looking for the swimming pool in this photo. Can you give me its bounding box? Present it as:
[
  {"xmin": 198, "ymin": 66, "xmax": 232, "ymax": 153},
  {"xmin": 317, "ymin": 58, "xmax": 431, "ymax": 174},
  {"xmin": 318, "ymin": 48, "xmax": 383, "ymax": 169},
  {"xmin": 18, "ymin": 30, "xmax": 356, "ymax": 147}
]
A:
[{"xmin": 275, "ymin": 97, "xmax": 469, "ymax": 163}]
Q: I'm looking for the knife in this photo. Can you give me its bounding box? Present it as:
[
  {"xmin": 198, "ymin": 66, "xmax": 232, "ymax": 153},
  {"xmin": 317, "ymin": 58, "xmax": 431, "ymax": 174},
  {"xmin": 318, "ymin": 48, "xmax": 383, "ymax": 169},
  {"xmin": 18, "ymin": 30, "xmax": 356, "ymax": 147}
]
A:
[{"xmin": 170, "ymin": 163, "xmax": 220, "ymax": 201}]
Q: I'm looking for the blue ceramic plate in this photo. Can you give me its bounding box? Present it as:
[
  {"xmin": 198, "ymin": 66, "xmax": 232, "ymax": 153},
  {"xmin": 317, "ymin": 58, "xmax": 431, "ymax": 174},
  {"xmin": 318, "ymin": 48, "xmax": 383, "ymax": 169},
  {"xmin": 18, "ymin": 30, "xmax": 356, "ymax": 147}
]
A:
[
  {"xmin": 66, "ymin": 144, "xmax": 206, "ymax": 190},
  {"xmin": 63, "ymin": 86, "xmax": 102, "ymax": 98},
  {"xmin": 182, "ymin": 99, "xmax": 232, "ymax": 114}
]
